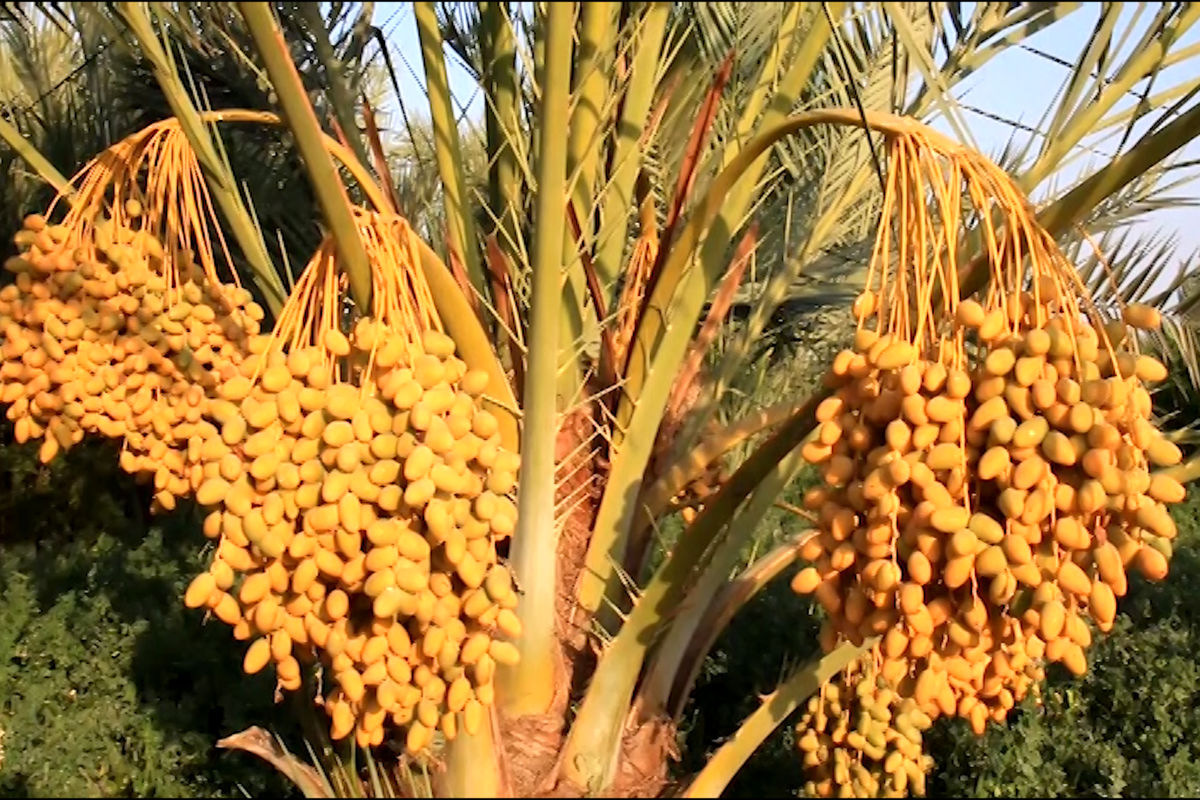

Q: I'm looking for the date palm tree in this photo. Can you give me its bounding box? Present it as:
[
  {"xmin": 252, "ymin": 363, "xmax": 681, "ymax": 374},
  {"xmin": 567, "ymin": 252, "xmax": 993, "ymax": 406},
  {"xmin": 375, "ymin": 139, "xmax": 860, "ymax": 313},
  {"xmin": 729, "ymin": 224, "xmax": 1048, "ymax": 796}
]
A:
[{"xmin": 3, "ymin": 2, "xmax": 1200, "ymax": 797}]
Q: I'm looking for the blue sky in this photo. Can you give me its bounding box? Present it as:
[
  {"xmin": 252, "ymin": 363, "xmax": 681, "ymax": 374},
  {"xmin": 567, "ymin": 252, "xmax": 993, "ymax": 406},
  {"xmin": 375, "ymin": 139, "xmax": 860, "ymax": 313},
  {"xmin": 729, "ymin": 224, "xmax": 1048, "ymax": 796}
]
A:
[{"xmin": 369, "ymin": 3, "xmax": 1200, "ymax": 289}]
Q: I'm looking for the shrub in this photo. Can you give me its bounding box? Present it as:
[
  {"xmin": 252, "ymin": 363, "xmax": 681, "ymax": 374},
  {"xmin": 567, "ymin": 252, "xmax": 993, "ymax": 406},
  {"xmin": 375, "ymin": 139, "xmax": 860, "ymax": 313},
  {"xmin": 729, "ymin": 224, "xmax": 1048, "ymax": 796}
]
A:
[{"xmin": 0, "ymin": 429, "xmax": 297, "ymax": 798}]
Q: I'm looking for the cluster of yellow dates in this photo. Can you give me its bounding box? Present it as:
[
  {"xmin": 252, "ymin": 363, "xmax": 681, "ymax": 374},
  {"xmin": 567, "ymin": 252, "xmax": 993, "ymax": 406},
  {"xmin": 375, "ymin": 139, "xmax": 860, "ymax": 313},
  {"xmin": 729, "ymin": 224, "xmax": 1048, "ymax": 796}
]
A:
[
  {"xmin": 0, "ymin": 207, "xmax": 521, "ymax": 754},
  {"xmin": 183, "ymin": 320, "xmax": 522, "ymax": 751},
  {"xmin": 797, "ymin": 657, "xmax": 935, "ymax": 798},
  {"xmin": 0, "ymin": 113, "xmax": 525, "ymax": 757},
  {"xmin": 782, "ymin": 127, "xmax": 1198, "ymax": 796},
  {"xmin": 791, "ymin": 282, "xmax": 1184, "ymax": 794},
  {"xmin": 0, "ymin": 210, "xmax": 260, "ymax": 509}
]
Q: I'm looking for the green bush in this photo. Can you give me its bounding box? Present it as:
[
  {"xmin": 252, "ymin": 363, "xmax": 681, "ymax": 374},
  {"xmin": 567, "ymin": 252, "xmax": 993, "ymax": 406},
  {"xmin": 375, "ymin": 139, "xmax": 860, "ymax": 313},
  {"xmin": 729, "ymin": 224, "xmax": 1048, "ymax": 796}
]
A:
[{"xmin": 0, "ymin": 430, "xmax": 298, "ymax": 798}]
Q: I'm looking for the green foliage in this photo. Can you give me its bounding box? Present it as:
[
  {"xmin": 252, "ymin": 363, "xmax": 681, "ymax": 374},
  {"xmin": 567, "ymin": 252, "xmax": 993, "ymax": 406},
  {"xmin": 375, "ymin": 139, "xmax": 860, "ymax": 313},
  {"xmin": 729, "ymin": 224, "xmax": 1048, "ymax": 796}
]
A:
[{"xmin": 0, "ymin": 429, "xmax": 298, "ymax": 798}]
